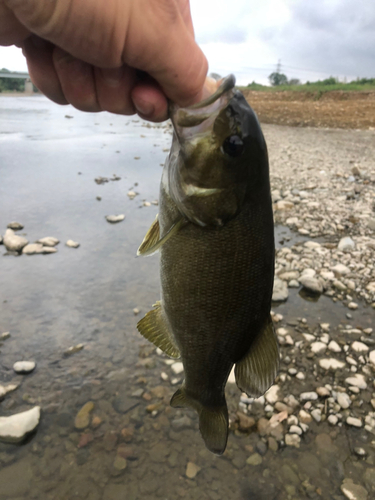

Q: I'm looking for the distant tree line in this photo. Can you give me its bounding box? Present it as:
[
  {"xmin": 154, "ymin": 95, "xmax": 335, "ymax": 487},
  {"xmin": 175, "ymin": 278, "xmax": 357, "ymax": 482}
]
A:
[
  {"xmin": 266, "ymin": 72, "xmax": 375, "ymax": 87},
  {"xmin": 0, "ymin": 68, "xmax": 25, "ymax": 92}
]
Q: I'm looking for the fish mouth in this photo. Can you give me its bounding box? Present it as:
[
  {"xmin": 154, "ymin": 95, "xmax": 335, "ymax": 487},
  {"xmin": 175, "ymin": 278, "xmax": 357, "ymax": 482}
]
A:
[{"xmin": 171, "ymin": 74, "xmax": 236, "ymax": 141}]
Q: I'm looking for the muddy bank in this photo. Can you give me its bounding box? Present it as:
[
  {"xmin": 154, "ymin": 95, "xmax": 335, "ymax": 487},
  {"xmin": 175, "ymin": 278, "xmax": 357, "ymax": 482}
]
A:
[{"xmin": 243, "ymin": 90, "xmax": 375, "ymax": 130}]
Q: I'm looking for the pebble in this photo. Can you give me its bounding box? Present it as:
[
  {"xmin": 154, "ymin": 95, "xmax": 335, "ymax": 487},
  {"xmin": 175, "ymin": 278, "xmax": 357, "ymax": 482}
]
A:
[
  {"xmin": 337, "ymin": 392, "xmax": 352, "ymax": 409},
  {"xmin": 328, "ymin": 415, "xmax": 338, "ymax": 425},
  {"xmin": 105, "ymin": 214, "xmax": 125, "ymax": 223},
  {"xmin": 332, "ymin": 264, "xmax": 350, "ymax": 276},
  {"xmin": 311, "ymin": 409, "xmax": 322, "ymax": 422},
  {"xmin": 345, "ymin": 374, "xmax": 367, "ymax": 389},
  {"xmin": 127, "ymin": 191, "xmax": 137, "ymax": 199},
  {"xmin": 0, "ymin": 331, "xmax": 10, "ymax": 340},
  {"xmin": 63, "ymin": 344, "xmax": 84, "ymax": 357},
  {"xmin": 22, "ymin": 243, "xmax": 44, "ymax": 255},
  {"xmin": 299, "ymin": 410, "xmax": 312, "ymax": 423},
  {"xmin": 369, "ymin": 351, "xmax": 375, "ymax": 365},
  {"xmin": 3, "ymin": 229, "xmax": 28, "ymax": 252},
  {"xmin": 133, "ymin": 308, "xmax": 140, "ymax": 315},
  {"xmin": 246, "ymin": 453, "xmax": 263, "ymax": 465},
  {"xmin": 319, "ymin": 358, "xmax": 346, "ymax": 370},
  {"xmin": 285, "ymin": 434, "xmax": 301, "ymax": 448},
  {"xmin": 328, "ymin": 340, "xmax": 342, "ymax": 352},
  {"xmin": 338, "ymin": 237, "xmax": 355, "ymax": 252},
  {"xmin": 265, "ymin": 385, "xmax": 279, "ymax": 404},
  {"xmin": 351, "ymin": 341, "xmax": 369, "ymax": 353},
  {"xmin": 310, "ymin": 341, "xmax": 327, "ymax": 354},
  {"xmin": 348, "ymin": 302, "xmax": 358, "ymax": 310},
  {"xmin": 346, "ymin": 417, "xmax": 362, "ymax": 428},
  {"xmin": 36, "ymin": 236, "xmax": 59, "ymax": 247},
  {"xmin": 74, "ymin": 402, "xmax": 94, "ymax": 429},
  {"xmin": 299, "ymin": 276, "xmax": 323, "ymax": 294},
  {"xmin": 341, "ymin": 478, "xmax": 368, "ymax": 500},
  {"xmin": 0, "ymin": 383, "xmax": 18, "ymax": 399},
  {"xmin": 316, "ymin": 387, "xmax": 330, "ymax": 397},
  {"xmin": 186, "ymin": 462, "xmax": 201, "ymax": 479},
  {"xmin": 7, "ymin": 221, "xmax": 24, "ymax": 230},
  {"xmin": 272, "ymin": 278, "xmax": 289, "ymax": 301},
  {"xmin": 289, "ymin": 425, "xmax": 302, "ymax": 435},
  {"xmin": 0, "ymin": 406, "xmax": 41, "ymax": 443},
  {"xmin": 13, "ymin": 361, "xmax": 36, "ymax": 374},
  {"xmin": 300, "ymin": 391, "xmax": 318, "ymax": 402},
  {"xmin": 171, "ymin": 362, "xmax": 184, "ymax": 374},
  {"xmin": 66, "ymin": 240, "xmax": 80, "ymax": 248}
]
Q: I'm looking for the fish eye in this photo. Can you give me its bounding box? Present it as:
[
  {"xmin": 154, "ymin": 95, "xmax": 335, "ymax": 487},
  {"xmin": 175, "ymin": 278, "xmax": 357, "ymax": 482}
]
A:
[{"xmin": 221, "ymin": 135, "xmax": 244, "ymax": 157}]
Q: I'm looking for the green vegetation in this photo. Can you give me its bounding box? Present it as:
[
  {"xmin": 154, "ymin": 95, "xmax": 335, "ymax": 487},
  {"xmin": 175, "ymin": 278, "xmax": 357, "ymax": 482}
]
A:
[
  {"xmin": 243, "ymin": 74, "xmax": 375, "ymax": 92},
  {"xmin": 0, "ymin": 68, "xmax": 25, "ymax": 92}
]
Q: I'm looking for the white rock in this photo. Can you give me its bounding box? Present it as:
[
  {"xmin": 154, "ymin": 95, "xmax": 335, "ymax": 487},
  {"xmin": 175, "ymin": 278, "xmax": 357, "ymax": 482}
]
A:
[
  {"xmin": 299, "ymin": 276, "xmax": 323, "ymax": 294},
  {"xmin": 345, "ymin": 374, "xmax": 367, "ymax": 389},
  {"xmin": 300, "ymin": 392, "xmax": 318, "ymax": 402},
  {"xmin": 348, "ymin": 302, "xmax": 358, "ymax": 310},
  {"xmin": 13, "ymin": 361, "xmax": 36, "ymax": 374},
  {"xmin": 0, "ymin": 406, "xmax": 41, "ymax": 443},
  {"xmin": 127, "ymin": 191, "xmax": 137, "ymax": 199},
  {"xmin": 320, "ymin": 323, "xmax": 330, "ymax": 332},
  {"xmin": 328, "ymin": 340, "xmax": 342, "ymax": 353},
  {"xmin": 0, "ymin": 331, "xmax": 10, "ymax": 340},
  {"xmin": 275, "ymin": 200, "xmax": 294, "ymax": 211},
  {"xmin": 311, "ymin": 342, "xmax": 327, "ymax": 354},
  {"xmin": 320, "ymin": 333, "xmax": 330, "ymax": 344},
  {"xmin": 337, "ymin": 392, "xmax": 351, "ymax": 409},
  {"xmin": 304, "ymin": 241, "xmax": 321, "ymax": 249},
  {"xmin": 276, "ymin": 327, "xmax": 289, "ymax": 336},
  {"xmin": 328, "ymin": 415, "xmax": 338, "ymax": 425},
  {"xmin": 288, "ymin": 279, "xmax": 300, "ymax": 288},
  {"xmin": 22, "ymin": 243, "xmax": 44, "ymax": 255},
  {"xmin": 369, "ymin": 350, "xmax": 375, "ymax": 366},
  {"xmin": 272, "ymin": 278, "xmax": 289, "ymax": 302},
  {"xmin": 302, "ymin": 333, "xmax": 315, "ymax": 342},
  {"xmin": 351, "ymin": 341, "xmax": 368, "ymax": 353},
  {"xmin": 0, "ymin": 383, "xmax": 18, "ymax": 399},
  {"xmin": 289, "ymin": 425, "xmax": 302, "ymax": 435},
  {"xmin": 105, "ymin": 214, "xmax": 125, "ymax": 223},
  {"xmin": 341, "ymin": 478, "xmax": 368, "ymax": 500},
  {"xmin": 311, "ymin": 409, "xmax": 322, "ymax": 422},
  {"xmin": 171, "ymin": 362, "xmax": 184, "ymax": 375},
  {"xmin": 319, "ymin": 358, "xmax": 345, "ymax": 370},
  {"xmin": 3, "ymin": 229, "xmax": 28, "ymax": 252},
  {"xmin": 296, "ymin": 372, "xmax": 306, "ymax": 380},
  {"xmin": 36, "ymin": 236, "xmax": 59, "ymax": 247},
  {"xmin": 66, "ymin": 239, "xmax": 80, "ymax": 248},
  {"xmin": 332, "ymin": 264, "xmax": 351, "ymax": 276},
  {"xmin": 301, "ymin": 268, "xmax": 316, "ymax": 277},
  {"xmin": 285, "ymin": 434, "xmax": 301, "ymax": 448},
  {"xmin": 346, "ymin": 416, "xmax": 362, "ymax": 428},
  {"xmin": 265, "ymin": 385, "xmax": 279, "ymax": 404},
  {"xmin": 338, "ymin": 237, "xmax": 355, "ymax": 252}
]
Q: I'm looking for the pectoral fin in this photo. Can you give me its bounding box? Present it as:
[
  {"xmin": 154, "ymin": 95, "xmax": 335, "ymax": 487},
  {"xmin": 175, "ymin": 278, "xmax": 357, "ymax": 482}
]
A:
[
  {"xmin": 234, "ymin": 316, "xmax": 279, "ymax": 397},
  {"xmin": 137, "ymin": 215, "xmax": 187, "ymax": 256},
  {"xmin": 137, "ymin": 301, "xmax": 180, "ymax": 359}
]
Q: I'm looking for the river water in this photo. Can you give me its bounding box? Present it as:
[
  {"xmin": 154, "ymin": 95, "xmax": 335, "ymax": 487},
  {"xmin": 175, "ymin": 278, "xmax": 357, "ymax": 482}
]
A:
[{"xmin": 0, "ymin": 95, "xmax": 374, "ymax": 500}]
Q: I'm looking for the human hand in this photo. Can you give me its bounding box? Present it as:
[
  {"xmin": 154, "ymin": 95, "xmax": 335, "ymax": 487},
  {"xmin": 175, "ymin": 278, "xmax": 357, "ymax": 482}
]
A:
[{"xmin": 0, "ymin": 0, "xmax": 208, "ymax": 121}]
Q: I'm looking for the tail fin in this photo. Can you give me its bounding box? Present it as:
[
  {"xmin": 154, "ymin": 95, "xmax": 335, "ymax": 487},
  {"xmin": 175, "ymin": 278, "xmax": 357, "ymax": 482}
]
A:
[{"xmin": 170, "ymin": 386, "xmax": 229, "ymax": 455}]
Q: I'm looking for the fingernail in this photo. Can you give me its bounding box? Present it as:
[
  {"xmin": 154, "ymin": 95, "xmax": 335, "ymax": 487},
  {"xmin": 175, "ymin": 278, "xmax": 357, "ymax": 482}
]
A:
[
  {"xmin": 134, "ymin": 99, "xmax": 155, "ymax": 117},
  {"xmin": 99, "ymin": 67, "xmax": 124, "ymax": 86}
]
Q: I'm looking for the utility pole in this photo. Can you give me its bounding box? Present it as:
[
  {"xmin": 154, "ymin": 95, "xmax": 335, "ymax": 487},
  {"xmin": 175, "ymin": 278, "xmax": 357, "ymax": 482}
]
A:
[{"xmin": 276, "ymin": 59, "xmax": 281, "ymax": 74}]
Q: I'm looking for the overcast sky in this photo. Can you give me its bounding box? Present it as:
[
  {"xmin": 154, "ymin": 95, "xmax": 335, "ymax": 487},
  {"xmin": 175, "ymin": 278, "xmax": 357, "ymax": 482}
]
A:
[{"xmin": 1, "ymin": 0, "xmax": 374, "ymax": 85}]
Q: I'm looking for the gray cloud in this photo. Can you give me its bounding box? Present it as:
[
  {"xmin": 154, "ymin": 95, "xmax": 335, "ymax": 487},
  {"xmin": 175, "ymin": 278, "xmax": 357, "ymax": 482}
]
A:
[{"xmin": 261, "ymin": 0, "xmax": 375, "ymax": 80}]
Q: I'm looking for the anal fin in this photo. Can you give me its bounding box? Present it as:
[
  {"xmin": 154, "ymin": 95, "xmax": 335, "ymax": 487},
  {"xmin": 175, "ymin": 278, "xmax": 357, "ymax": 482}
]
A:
[
  {"xmin": 137, "ymin": 301, "xmax": 180, "ymax": 359},
  {"xmin": 234, "ymin": 315, "xmax": 279, "ymax": 397}
]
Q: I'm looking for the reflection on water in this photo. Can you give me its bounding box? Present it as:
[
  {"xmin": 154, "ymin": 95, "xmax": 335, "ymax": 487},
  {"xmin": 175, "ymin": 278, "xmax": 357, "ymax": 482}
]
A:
[{"xmin": 0, "ymin": 96, "xmax": 374, "ymax": 500}]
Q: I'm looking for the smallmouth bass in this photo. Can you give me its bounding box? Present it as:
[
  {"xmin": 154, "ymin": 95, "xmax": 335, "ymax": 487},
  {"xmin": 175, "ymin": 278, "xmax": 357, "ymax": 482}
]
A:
[{"xmin": 137, "ymin": 75, "xmax": 279, "ymax": 455}]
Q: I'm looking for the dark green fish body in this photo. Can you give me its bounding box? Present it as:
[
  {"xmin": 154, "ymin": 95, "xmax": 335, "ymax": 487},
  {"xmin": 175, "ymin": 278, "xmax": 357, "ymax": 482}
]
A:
[{"xmin": 137, "ymin": 76, "xmax": 278, "ymax": 454}]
